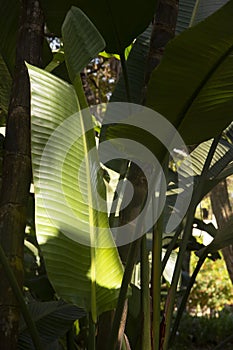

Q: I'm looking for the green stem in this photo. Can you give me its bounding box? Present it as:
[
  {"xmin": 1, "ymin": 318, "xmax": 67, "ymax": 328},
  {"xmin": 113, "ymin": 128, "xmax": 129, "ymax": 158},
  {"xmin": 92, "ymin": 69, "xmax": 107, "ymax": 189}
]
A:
[
  {"xmin": 152, "ymin": 220, "xmax": 163, "ymax": 350},
  {"xmin": 169, "ymin": 253, "xmax": 207, "ymax": 346},
  {"xmin": 74, "ymin": 74, "xmax": 89, "ymax": 109},
  {"xmin": 88, "ymin": 313, "xmax": 96, "ymax": 350},
  {"xmin": 120, "ymin": 52, "xmax": 131, "ymax": 103},
  {"xmin": 162, "ymin": 136, "xmax": 221, "ymax": 350},
  {"xmin": 161, "ymin": 225, "xmax": 182, "ymax": 275},
  {"xmin": 0, "ymin": 244, "xmax": 42, "ymax": 350},
  {"xmin": 108, "ymin": 238, "xmax": 141, "ymax": 350},
  {"xmin": 141, "ymin": 235, "xmax": 151, "ymax": 350},
  {"xmin": 162, "ymin": 203, "xmax": 196, "ymax": 350},
  {"xmin": 109, "ymin": 164, "xmax": 162, "ymax": 349}
]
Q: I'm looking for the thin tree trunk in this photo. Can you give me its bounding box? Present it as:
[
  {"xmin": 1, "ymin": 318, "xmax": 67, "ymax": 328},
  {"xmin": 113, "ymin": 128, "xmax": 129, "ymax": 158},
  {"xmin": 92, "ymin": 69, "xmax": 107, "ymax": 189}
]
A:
[
  {"xmin": 210, "ymin": 180, "xmax": 233, "ymax": 284},
  {"xmin": 0, "ymin": 1, "xmax": 44, "ymax": 348}
]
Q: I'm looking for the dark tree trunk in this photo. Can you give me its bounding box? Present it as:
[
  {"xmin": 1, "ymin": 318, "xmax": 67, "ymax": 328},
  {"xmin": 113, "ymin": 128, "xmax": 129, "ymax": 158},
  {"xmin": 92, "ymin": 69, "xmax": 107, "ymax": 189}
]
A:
[
  {"xmin": 144, "ymin": 0, "xmax": 179, "ymax": 88},
  {"xmin": 210, "ymin": 180, "xmax": 233, "ymax": 284},
  {"xmin": 0, "ymin": 1, "xmax": 44, "ymax": 348}
]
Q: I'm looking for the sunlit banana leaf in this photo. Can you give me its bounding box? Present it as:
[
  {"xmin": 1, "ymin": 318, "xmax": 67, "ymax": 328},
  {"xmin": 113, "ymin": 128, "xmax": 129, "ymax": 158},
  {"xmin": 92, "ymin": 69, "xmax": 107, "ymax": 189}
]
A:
[
  {"xmin": 146, "ymin": 0, "xmax": 233, "ymax": 145},
  {"xmin": 28, "ymin": 64, "xmax": 123, "ymax": 321}
]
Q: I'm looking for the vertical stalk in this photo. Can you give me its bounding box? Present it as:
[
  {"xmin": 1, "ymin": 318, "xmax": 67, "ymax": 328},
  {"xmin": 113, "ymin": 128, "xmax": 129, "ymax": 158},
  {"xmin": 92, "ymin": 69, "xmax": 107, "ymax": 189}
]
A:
[
  {"xmin": 120, "ymin": 52, "xmax": 131, "ymax": 103},
  {"xmin": 162, "ymin": 203, "xmax": 196, "ymax": 350},
  {"xmin": 162, "ymin": 136, "xmax": 221, "ymax": 350},
  {"xmin": 141, "ymin": 234, "xmax": 151, "ymax": 350},
  {"xmin": 169, "ymin": 253, "xmax": 207, "ymax": 345},
  {"xmin": 88, "ymin": 313, "xmax": 96, "ymax": 350},
  {"xmin": 108, "ymin": 238, "xmax": 142, "ymax": 350},
  {"xmin": 0, "ymin": 1, "xmax": 44, "ymax": 348},
  {"xmin": 152, "ymin": 221, "xmax": 162, "ymax": 350}
]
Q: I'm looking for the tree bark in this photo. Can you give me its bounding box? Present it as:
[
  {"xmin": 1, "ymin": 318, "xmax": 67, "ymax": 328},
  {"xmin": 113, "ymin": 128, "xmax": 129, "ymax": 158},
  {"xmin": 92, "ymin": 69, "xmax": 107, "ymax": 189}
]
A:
[
  {"xmin": 0, "ymin": 1, "xmax": 44, "ymax": 348},
  {"xmin": 210, "ymin": 180, "xmax": 233, "ymax": 284},
  {"xmin": 144, "ymin": 0, "xmax": 179, "ymax": 88}
]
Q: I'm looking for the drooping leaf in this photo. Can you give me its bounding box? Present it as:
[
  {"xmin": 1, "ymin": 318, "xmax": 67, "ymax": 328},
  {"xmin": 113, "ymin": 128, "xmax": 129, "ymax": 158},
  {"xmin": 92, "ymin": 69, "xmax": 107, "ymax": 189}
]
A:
[
  {"xmin": 146, "ymin": 0, "xmax": 233, "ymax": 145},
  {"xmin": 61, "ymin": 7, "xmax": 105, "ymax": 83},
  {"xmin": 27, "ymin": 64, "xmax": 123, "ymax": 319},
  {"xmin": 41, "ymin": 0, "xmax": 156, "ymax": 53},
  {"xmin": 18, "ymin": 300, "xmax": 86, "ymax": 350}
]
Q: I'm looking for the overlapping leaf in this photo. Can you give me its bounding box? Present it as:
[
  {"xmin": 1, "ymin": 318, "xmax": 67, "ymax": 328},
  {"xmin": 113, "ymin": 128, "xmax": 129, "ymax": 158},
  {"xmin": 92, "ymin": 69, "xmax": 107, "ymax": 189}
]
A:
[
  {"xmin": 146, "ymin": 0, "xmax": 233, "ymax": 145},
  {"xmin": 62, "ymin": 7, "xmax": 105, "ymax": 83}
]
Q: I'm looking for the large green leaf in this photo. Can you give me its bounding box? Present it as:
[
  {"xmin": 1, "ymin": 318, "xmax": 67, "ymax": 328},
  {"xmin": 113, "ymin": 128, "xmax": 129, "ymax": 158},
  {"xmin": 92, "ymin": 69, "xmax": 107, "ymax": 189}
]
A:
[
  {"xmin": 41, "ymin": 0, "xmax": 156, "ymax": 53},
  {"xmin": 28, "ymin": 64, "xmax": 123, "ymax": 320},
  {"xmin": 146, "ymin": 0, "xmax": 233, "ymax": 145},
  {"xmin": 19, "ymin": 300, "xmax": 85, "ymax": 350},
  {"xmin": 62, "ymin": 7, "xmax": 105, "ymax": 83}
]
